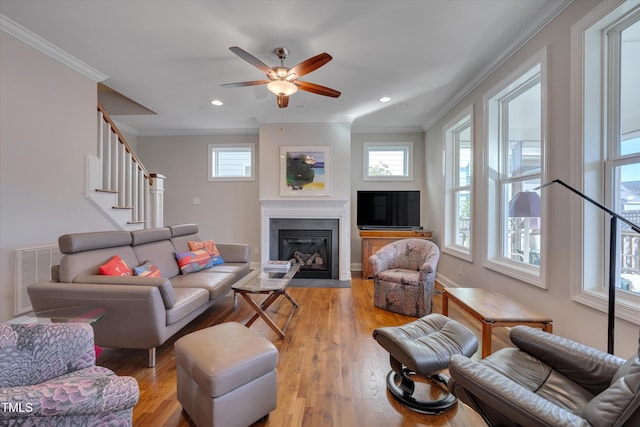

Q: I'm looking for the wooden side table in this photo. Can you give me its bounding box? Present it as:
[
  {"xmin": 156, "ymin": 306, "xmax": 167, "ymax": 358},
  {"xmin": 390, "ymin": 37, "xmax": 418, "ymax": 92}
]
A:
[
  {"xmin": 360, "ymin": 229, "xmax": 432, "ymax": 279},
  {"xmin": 442, "ymin": 287, "xmax": 553, "ymax": 358}
]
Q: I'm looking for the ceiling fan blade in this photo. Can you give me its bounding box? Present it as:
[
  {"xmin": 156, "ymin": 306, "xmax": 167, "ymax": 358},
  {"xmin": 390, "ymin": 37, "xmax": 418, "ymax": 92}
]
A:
[
  {"xmin": 296, "ymin": 81, "xmax": 341, "ymax": 98},
  {"xmin": 220, "ymin": 80, "xmax": 270, "ymax": 88},
  {"xmin": 229, "ymin": 46, "xmax": 274, "ymax": 76},
  {"xmin": 277, "ymin": 95, "xmax": 289, "ymax": 108},
  {"xmin": 289, "ymin": 53, "xmax": 333, "ymax": 78}
]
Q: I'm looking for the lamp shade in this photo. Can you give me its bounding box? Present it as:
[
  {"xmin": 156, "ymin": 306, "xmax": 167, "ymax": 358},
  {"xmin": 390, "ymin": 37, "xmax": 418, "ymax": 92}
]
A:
[
  {"xmin": 267, "ymin": 80, "xmax": 298, "ymax": 96},
  {"xmin": 509, "ymin": 191, "xmax": 541, "ymax": 217}
]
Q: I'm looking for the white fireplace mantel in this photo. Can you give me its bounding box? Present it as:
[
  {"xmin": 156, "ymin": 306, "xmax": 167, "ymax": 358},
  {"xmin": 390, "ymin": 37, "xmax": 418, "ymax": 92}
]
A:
[{"xmin": 260, "ymin": 199, "xmax": 351, "ymax": 281}]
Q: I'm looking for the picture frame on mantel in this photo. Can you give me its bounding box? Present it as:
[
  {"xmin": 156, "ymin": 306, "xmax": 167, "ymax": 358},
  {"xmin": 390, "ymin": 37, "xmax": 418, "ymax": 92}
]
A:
[{"xmin": 280, "ymin": 146, "xmax": 331, "ymax": 196}]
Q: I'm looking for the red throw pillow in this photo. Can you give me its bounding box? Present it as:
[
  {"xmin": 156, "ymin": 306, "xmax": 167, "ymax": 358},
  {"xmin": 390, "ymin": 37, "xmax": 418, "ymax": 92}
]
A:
[
  {"xmin": 99, "ymin": 255, "xmax": 132, "ymax": 276},
  {"xmin": 188, "ymin": 240, "xmax": 221, "ymax": 257}
]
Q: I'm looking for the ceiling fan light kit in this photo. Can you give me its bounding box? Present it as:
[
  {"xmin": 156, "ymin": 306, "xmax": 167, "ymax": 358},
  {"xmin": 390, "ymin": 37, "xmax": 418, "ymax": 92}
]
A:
[{"xmin": 222, "ymin": 46, "xmax": 341, "ymax": 108}]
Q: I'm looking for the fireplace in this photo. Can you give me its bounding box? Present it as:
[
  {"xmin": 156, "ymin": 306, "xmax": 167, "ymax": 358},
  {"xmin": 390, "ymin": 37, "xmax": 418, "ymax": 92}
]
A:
[
  {"xmin": 270, "ymin": 218, "xmax": 339, "ymax": 279},
  {"xmin": 260, "ymin": 199, "xmax": 351, "ymax": 281}
]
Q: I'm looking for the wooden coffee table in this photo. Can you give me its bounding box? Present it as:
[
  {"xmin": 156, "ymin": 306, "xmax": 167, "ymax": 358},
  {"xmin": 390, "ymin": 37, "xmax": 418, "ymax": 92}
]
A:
[
  {"xmin": 232, "ymin": 264, "xmax": 300, "ymax": 338},
  {"xmin": 442, "ymin": 287, "xmax": 553, "ymax": 358}
]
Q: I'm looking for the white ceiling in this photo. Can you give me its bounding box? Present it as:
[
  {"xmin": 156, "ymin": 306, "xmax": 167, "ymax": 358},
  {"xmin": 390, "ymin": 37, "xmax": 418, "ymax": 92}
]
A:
[{"xmin": 0, "ymin": 0, "xmax": 569, "ymax": 135}]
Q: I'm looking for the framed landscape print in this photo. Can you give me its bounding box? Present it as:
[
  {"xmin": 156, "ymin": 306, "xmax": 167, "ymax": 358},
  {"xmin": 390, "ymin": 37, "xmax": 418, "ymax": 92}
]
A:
[{"xmin": 280, "ymin": 146, "xmax": 331, "ymax": 196}]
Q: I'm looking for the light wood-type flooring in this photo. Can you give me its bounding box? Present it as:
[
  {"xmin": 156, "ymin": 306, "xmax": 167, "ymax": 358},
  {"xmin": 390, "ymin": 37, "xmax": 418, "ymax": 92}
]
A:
[{"xmin": 99, "ymin": 275, "xmax": 512, "ymax": 426}]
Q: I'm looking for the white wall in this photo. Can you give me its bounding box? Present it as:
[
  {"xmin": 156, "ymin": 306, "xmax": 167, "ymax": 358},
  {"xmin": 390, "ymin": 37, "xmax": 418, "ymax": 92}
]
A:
[
  {"xmin": 425, "ymin": 0, "xmax": 639, "ymax": 357},
  {"xmin": 350, "ymin": 132, "xmax": 426, "ymax": 268},
  {"xmin": 0, "ymin": 32, "xmax": 115, "ymax": 321},
  {"xmin": 137, "ymin": 134, "xmax": 260, "ymax": 258}
]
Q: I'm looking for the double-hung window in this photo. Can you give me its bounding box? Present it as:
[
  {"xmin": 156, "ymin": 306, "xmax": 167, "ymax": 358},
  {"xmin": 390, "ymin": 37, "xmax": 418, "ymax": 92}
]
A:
[
  {"xmin": 444, "ymin": 107, "xmax": 473, "ymax": 260},
  {"xmin": 575, "ymin": 0, "xmax": 640, "ymax": 323},
  {"xmin": 485, "ymin": 48, "xmax": 547, "ymax": 287},
  {"xmin": 208, "ymin": 143, "xmax": 255, "ymax": 181}
]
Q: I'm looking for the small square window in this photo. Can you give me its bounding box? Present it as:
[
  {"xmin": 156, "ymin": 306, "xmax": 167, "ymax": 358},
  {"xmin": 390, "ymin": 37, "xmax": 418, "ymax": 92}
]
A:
[
  {"xmin": 363, "ymin": 142, "xmax": 413, "ymax": 181},
  {"xmin": 208, "ymin": 143, "xmax": 255, "ymax": 181}
]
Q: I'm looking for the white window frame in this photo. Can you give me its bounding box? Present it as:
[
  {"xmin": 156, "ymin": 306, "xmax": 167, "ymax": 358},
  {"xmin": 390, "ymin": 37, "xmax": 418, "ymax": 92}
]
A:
[
  {"xmin": 484, "ymin": 47, "xmax": 548, "ymax": 288},
  {"xmin": 363, "ymin": 141, "xmax": 414, "ymax": 181},
  {"xmin": 208, "ymin": 143, "xmax": 255, "ymax": 181},
  {"xmin": 443, "ymin": 106, "xmax": 473, "ymax": 261},
  {"xmin": 571, "ymin": 0, "xmax": 640, "ymax": 325}
]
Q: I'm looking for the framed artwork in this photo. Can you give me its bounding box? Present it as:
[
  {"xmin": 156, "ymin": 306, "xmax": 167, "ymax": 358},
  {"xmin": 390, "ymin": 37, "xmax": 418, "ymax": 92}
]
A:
[{"xmin": 280, "ymin": 146, "xmax": 331, "ymax": 196}]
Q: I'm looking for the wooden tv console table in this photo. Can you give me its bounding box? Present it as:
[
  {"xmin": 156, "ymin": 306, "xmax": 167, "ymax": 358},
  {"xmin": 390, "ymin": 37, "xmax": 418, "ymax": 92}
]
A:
[{"xmin": 360, "ymin": 229, "xmax": 432, "ymax": 279}]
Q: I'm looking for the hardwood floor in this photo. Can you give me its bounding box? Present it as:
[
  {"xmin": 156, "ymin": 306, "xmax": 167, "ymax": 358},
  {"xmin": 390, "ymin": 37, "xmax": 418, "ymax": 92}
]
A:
[{"xmin": 99, "ymin": 275, "xmax": 513, "ymax": 426}]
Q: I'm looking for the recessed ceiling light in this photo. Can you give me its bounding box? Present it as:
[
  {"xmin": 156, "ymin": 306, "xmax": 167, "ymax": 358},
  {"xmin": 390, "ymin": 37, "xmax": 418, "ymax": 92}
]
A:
[
  {"xmin": 211, "ymin": 99, "xmax": 223, "ymax": 106},
  {"xmin": 378, "ymin": 96, "xmax": 391, "ymax": 103}
]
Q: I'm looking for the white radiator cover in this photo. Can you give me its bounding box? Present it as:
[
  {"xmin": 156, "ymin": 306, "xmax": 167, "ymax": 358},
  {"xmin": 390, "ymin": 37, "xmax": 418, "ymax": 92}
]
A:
[{"xmin": 14, "ymin": 244, "xmax": 61, "ymax": 315}]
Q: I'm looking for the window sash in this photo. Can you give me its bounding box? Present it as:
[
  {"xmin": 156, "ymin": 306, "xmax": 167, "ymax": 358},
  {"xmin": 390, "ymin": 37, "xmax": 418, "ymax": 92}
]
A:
[
  {"xmin": 208, "ymin": 143, "xmax": 255, "ymax": 181},
  {"xmin": 363, "ymin": 142, "xmax": 413, "ymax": 181}
]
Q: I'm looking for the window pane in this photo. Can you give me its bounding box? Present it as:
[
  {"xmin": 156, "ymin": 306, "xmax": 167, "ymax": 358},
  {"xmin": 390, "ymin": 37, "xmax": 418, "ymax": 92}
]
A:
[
  {"xmin": 503, "ymin": 180, "xmax": 541, "ymax": 266},
  {"xmin": 455, "ymin": 190, "xmax": 471, "ymax": 248},
  {"xmin": 368, "ymin": 149, "xmax": 406, "ymax": 176},
  {"xmin": 457, "ymin": 126, "xmax": 472, "ymax": 187},
  {"xmin": 620, "ymin": 20, "xmax": 640, "ymax": 156},
  {"xmin": 618, "ymin": 162, "xmax": 640, "ymax": 294},
  {"xmin": 213, "ymin": 148, "xmax": 251, "ymax": 177},
  {"xmin": 505, "ymin": 82, "xmax": 541, "ymax": 177}
]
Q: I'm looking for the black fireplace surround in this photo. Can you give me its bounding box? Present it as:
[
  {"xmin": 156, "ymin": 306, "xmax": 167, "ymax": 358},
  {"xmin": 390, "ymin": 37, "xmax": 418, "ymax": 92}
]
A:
[{"xmin": 269, "ymin": 218, "xmax": 339, "ymax": 279}]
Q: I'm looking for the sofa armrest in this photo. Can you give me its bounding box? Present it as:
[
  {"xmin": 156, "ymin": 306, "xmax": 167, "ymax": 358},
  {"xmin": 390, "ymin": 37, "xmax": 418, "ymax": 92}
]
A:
[
  {"xmin": 28, "ymin": 281, "xmax": 168, "ymax": 350},
  {"xmin": 448, "ymin": 355, "xmax": 591, "ymax": 427},
  {"xmin": 216, "ymin": 243, "xmax": 250, "ymax": 263},
  {"xmin": 510, "ymin": 326, "xmax": 624, "ymax": 394},
  {"xmin": 0, "ymin": 367, "xmax": 139, "ymax": 419},
  {"xmin": 74, "ymin": 274, "xmax": 176, "ymax": 309}
]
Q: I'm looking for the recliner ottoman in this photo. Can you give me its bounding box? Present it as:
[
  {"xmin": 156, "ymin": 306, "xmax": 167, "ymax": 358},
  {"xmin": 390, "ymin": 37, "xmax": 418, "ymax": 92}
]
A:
[{"xmin": 174, "ymin": 322, "xmax": 278, "ymax": 427}]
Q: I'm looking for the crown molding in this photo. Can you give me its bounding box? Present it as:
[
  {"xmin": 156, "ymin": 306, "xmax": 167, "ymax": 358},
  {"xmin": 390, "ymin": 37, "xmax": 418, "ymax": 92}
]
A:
[
  {"xmin": 0, "ymin": 14, "xmax": 108, "ymax": 82},
  {"xmin": 422, "ymin": 0, "xmax": 575, "ymax": 131}
]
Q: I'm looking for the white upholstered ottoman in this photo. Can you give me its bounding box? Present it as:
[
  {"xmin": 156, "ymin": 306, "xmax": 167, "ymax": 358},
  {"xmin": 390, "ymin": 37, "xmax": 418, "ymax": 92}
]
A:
[{"xmin": 174, "ymin": 322, "xmax": 278, "ymax": 427}]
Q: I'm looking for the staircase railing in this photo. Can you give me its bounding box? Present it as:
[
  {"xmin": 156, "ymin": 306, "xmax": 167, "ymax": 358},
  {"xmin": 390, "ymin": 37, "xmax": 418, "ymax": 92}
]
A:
[{"xmin": 96, "ymin": 103, "xmax": 154, "ymax": 226}]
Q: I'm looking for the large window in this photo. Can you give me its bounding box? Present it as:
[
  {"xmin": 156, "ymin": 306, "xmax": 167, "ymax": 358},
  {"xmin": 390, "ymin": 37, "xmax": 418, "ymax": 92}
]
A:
[
  {"xmin": 208, "ymin": 143, "xmax": 255, "ymax": 181},
  {"xmin": 444, "ymin": 107, "xmax": 473, "ymax": 260},
  {"xmin": 363, "ymin": 142, "xmax": 413, "ymax": 181},
  {"xmin": 574, "ymin": 0, "xmax": 640, "ymax": 324},
  {"xmin": 485, "ymin": 48, "xmax": 547, "ymax": 287}
]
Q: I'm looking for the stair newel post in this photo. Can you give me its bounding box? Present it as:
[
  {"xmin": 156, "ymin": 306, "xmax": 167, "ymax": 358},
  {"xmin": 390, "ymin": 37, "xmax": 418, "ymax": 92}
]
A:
[{"xmin": 148, "ymin": 174, "xmax": 165, "ymax": 228}]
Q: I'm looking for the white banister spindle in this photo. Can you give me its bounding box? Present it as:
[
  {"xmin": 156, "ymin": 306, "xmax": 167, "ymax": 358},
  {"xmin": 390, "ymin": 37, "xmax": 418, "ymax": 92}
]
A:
[{"xmin": 96, "ymin": 104, "xmax": 161, "ymax": 228}]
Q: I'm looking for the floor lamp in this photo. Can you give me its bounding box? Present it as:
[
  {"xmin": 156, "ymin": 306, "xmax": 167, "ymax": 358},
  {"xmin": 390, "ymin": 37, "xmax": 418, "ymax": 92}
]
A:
[{"xmin": 536, "ymin": 179, "xmax": 640, "ymax": 354}]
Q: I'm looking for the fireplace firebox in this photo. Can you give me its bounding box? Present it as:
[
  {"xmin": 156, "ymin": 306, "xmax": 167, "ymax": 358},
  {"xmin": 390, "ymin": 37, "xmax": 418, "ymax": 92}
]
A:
[{"xmin": 270, "ymin": 218, "xmax": 339, "ymax": 279}]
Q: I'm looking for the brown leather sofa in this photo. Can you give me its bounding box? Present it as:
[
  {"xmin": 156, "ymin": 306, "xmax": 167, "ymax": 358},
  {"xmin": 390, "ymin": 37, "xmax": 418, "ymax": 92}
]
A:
[
  {"xmin": 27, "ymin": 224, "xmax": 251, "ymax": 367},
  {"xmin": 448, "ymin": 325, "xmax": 640, "ymax": 426}
]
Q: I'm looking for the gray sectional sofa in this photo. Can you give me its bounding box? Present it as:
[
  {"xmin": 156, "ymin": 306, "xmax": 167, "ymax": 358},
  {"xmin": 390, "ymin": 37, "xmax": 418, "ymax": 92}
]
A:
[{"xmin": 27, "ymin": 224, "xmax": 251, "ymax": 367}]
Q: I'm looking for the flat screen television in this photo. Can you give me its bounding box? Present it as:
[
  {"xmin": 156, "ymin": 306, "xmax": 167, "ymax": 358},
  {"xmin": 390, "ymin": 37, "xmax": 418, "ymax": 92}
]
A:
[{"xmin": 357, "ymin": 190, "xmax": 421, "ymax": 229}]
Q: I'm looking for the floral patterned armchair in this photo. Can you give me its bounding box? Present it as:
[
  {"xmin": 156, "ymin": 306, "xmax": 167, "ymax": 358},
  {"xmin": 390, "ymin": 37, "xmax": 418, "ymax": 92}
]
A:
[
  {"xmin": 0, "ymin": 322, "xmax": 139, "ymax": 426},
  {"xmin": 369, "ymin": 238, "xmax": 439, "ymax": 317}
]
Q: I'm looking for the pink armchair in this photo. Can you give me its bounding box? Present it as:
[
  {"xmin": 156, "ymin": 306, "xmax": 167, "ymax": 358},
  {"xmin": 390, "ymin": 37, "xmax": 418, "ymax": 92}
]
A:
[
  {"xmin": 0, "ymin": 322, "xmax": 139, "ymax": 426},
  {"xmin": 369, "ymin": 238, "xmax": 439, "ymax": 317}
]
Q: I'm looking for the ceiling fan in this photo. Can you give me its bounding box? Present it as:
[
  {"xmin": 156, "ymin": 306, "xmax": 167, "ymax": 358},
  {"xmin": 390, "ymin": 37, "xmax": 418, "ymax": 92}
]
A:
[{"xmin": 221, "ymin": 46, "xmax": 341, "ymax": 108}]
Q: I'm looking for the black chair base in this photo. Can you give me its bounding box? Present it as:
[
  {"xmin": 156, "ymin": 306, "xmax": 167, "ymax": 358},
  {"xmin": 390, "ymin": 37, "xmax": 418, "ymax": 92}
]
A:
[{"xmin": 385, "ymin": 369, "xmax": 457, "ymax": 414}]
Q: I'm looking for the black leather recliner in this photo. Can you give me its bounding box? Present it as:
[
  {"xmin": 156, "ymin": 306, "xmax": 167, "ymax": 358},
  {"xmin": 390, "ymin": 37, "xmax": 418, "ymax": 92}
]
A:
[{"xmin": 448, "ymin": 325, "xmax": 640, "ymax": 427}]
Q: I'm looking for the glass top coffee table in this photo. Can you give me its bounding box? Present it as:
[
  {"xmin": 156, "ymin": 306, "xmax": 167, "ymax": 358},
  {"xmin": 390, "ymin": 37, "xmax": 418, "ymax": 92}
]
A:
[
  {"xmin": 10, "ymin": 306, "xmax": 106, "ymax": 325},
  {"xmin": 232, "ymin": 264, "xmax": 300, "ymax": 338}
]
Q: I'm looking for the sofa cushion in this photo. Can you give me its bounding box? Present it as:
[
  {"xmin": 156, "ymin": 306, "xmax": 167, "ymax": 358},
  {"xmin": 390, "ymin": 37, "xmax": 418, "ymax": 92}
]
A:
[
  {"xmin": 99, "ymin": 255, "xmax": 132, "ymax": 276},
  {"xmin": 175, "ymin": 250, "xmax": 213, "ymax": 274},
  {"xmin": 166, "ymin": 288, "xmax": 210, "ymax": 324},
  {"xmin": 170, "ymin": 271, "xmax": 235, "ymax": 300},
  {"xmin": 59, "ymin": 246, "xmax": 139, "ymax": 283},
  {"xmin": 133, "ymin": 261, "xmax": 161, "ymax": 278},
  {"xmin": 132, "ymin": 239, "xmax": 181, "ymax": 278},
  {"xmin": 130, "ymin": 227, "xmax": 172, "ymax": 246}
]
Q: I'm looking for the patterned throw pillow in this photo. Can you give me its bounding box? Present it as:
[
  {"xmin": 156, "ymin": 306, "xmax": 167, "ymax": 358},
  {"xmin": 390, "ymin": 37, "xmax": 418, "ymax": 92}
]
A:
[
  {"xmin": 133, "ymin": 260, "xmax": 161, "ymax": 278},
  {"xmin": 99, "ymin": 255, "xmax": 132, "ymax": 276},
  {"xmin": 175, "ymin": 249, "xmax": 212, "ymax": 274},
  {"xmin": 189, "ymin": 240, "xmax": 224, "ymax": 267}
]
